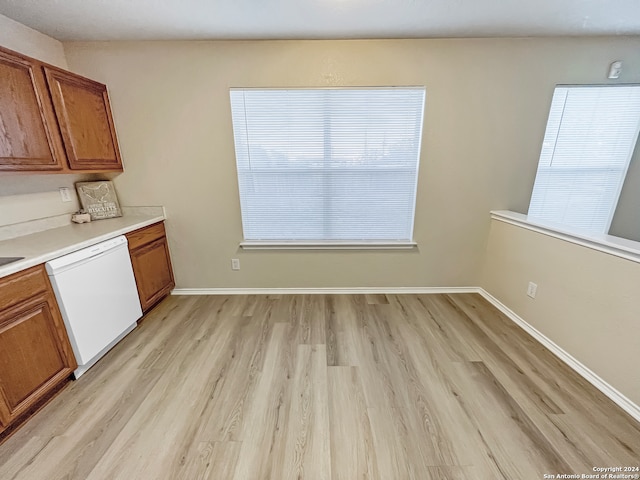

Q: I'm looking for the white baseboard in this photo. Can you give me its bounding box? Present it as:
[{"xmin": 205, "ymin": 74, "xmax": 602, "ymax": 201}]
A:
[
  {"xmin": 477, "ymin": 288, "xmax": 640, "ymax": 423},
  {"xmin": 172, "ymin": 286, "xmax": 478, "ymax": 295},
  {"xmin": 170, "ymin": 285, "xmax": 640, "ymax": 423}
]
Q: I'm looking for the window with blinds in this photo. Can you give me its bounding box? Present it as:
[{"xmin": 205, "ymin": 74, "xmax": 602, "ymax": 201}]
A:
[
  {"xmin": 528, "ymin": 85, "xmax": 640, "ymax": 234},
  {"xmin": 229, "ymin": 88, "xmax": 425, "ymax": 244}
]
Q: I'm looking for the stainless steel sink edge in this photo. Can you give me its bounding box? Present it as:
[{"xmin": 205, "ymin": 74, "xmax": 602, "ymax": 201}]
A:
[{"xmin": 0, "ymin": 257, "xmax": 26, "ymax": 267}]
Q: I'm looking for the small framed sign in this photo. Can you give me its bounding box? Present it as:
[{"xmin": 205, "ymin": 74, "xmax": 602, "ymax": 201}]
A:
[{"xmin": 75, "ymin": 181, "xmax": 122, "ymax": 220}]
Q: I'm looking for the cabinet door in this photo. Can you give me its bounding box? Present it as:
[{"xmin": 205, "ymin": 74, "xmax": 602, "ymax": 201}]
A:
[
  {"xmin": 0, "ymin": 49, "xmax": 65, "ymax": 171},
  {"xmin": 44, "ymin": 67, "xmax": 123, "ymax": 171},
  {"xmin": 130, "ymin": 236, "xmax": 175, "ymax": 312},
  {"xmin": 0, "ymin": 294, "xmax": 76, "ymax": 426}
]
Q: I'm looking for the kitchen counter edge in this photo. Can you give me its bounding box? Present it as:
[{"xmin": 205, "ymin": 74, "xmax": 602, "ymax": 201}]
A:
[{"xmin": 0, "ymin": 214, "xmax": 166, "ymax": 279}]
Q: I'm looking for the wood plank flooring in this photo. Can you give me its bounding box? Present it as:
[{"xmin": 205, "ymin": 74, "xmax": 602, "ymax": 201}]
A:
[{"xmin": 0, "ymin": 293, "xmax": 638, "ymax": 479}]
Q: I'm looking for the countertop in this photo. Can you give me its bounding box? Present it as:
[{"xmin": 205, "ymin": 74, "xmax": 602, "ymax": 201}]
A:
[{"xmin": 0, "ymin": 211, "xmax": 165, "ymax": 279}]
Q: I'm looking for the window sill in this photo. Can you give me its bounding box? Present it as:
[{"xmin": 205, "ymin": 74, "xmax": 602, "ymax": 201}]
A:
[
  {"xmin": 239, "ymin": 240, "xmax": 417, "ymax": 250},
  {"xmin": 490, "ymin": 210, "xmax": 640, "ymax": 264}
]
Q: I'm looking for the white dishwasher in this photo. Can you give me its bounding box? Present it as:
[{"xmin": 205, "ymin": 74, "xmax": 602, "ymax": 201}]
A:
[{"xmin": 46, "ymin": 235, "xmax": 142, "ymax": 378}]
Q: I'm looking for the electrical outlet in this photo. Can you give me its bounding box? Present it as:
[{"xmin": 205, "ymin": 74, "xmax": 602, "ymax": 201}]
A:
[
  {"xmin": 231, "ymin": 258, "xmax": 240, "ymax": 271},
  {"xmin": 59, "ymin": 187, "xmax": 73, "ymax": 203},
  {"xmin": 527, "ymin": 282, "xmax": 537, "ymax": 299}
]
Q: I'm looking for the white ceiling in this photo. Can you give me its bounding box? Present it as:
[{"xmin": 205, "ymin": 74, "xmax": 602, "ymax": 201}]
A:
[{"xmin": 1, "ymin": 0, "xmax": 639, "ymax": 41}]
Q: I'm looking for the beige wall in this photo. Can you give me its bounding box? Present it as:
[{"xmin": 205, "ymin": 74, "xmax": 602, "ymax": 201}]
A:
[
  {"xmin": 0, "ymin": 14, "xmax": 88, "ymax": 226},
  {"xmin": 0, "ymin": 13, "xmax": 67, "ymax": 68},
  {"xmin": 481, "ymin": 218, "xmax": 640, "ymax": 407},
  {"xmin": 0, "ymin": 176, "xmax": 86, "ymax": 226},
  {"xmin": 62, "ymin": 37, "xmax": 640, "ymax": 288},
  {"xmin": 610, "ymin": 145, "xmax": 640, "ymax": 241}
]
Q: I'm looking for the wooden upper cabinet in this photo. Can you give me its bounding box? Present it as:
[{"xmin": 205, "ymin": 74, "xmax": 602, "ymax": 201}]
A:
[
  {"xmin": 0, "ymin": 45, "xmax": 123, "ymax": 174},
  {"xmin": 44, "ymin": 67, "xmax": 123, "ymax": 171},
  {"xmin": 0, "ymin": 49, "xmax": 65, "ymax": 171}
]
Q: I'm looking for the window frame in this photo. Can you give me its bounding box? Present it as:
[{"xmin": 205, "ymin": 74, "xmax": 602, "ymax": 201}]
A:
[
  {"xmin": 229, "ymin": 86, "xmax": 425, "ymax": 250},
  {"xmin": 527, "ymin": 83, "xmax": 640, "ymax": 235}
]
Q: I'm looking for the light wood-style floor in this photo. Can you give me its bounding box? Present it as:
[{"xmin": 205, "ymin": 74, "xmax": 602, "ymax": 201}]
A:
[{"xmin": 1, "ymin": 293, "xmax": 638, "ymax": 479}]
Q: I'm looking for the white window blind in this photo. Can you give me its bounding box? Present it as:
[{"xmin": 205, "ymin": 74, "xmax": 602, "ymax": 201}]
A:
[
  {"xmin": 230, "ymin": 88, "xmax": 425, "ymax": 242},
  {"xmin": 528, "ymin": 85, "xmax": 640, "ymax": 234}
]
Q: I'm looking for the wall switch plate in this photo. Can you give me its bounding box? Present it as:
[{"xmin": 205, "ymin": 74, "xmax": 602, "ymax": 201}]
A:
[
  {"xmin": 59, "ymin": 187, "xmax": 73, "ymax": 203},
  {"xmin": 527, "ymin": 282, "xmax": 537, "ymax": 298},
  {"xmin": 231, "ymin": 258, "xmax": 240, "ymax": 270}
]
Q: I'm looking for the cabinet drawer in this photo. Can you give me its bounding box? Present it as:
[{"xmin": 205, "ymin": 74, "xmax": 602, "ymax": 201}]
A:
[
  {"xmin": 126, "ymin": 222, "xmax": 166, "ymax": 251},
  {"xmin": 0, "ymin": 266, "xmax": 49, "ymax": 312}
]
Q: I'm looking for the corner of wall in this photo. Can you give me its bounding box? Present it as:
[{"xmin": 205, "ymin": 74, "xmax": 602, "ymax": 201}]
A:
[
  {"xmin": 477, "ymin": 214, "xmax": 495, "ymax": 293},
  {"xmin": 479, "ymin": 216, "xmax": 640, "ymax": 421},
  {"xmin": 0, "ymin": 13, "xmax": 68, "ymax": 68}
]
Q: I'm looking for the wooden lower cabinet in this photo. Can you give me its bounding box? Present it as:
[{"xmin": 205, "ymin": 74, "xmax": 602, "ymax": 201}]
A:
[
  {"xmin": 126, "ymin": 222, "xmax": 175, "ymax": 313},
  {"xmin": 0, "ymin": 265, "xmax": 76, "ymax": 432}
]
